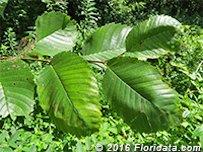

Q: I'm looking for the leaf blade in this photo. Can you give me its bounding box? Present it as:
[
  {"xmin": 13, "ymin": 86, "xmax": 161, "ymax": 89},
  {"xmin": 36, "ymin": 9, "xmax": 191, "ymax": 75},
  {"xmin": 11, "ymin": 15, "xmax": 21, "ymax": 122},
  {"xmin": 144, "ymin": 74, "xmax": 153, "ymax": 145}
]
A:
[
  {"xmin": 0, "ymin": 61, "xmax": 35, "ymax": 118},
  {"xmin": 83, "ymin": 23, "xmax": 132, "ymax": 61},
  {"xmin": 103, "ymin": 57, "xmax": 180, "ymax": 132},
  {"xmin": 37, "ymin": 52, "xmax": 102, "ymax": 135},
  {"xmin": 126, "ymin": 15, "xmax": 181, "ymax": 59},
  {"xmin": 36, "ymin": 11, "xmax": 70, "ymax": 41},
  {"xmin": 33, "ymin": 12, "xmax": 78, "ymax": 57}
]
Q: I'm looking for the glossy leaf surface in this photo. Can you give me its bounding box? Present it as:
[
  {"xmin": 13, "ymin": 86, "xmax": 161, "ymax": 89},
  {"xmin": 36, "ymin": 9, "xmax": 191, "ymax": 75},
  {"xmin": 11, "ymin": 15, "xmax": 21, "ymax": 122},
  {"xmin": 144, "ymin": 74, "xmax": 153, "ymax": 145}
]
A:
[
  {"xmin": 126, "ymin": 15, "xmax": 181, "ymax": 60},
  {"xmin": 83, "ymin": 23, "xmax": 132, "ymax": 61},
  {"xmin": 103, "ymin": 57, "xmax": 180, "ymax": 132},
  {"xmin": 0, "ymin": 61, "xmax": 35, "ymax": 118},
  {"xmin": 33, "ymin": 12, "xmax": 78, "ymax": 57},
  {"xmin": 37, "ymin": 52, "xmax": 102, "ymax": 136}
]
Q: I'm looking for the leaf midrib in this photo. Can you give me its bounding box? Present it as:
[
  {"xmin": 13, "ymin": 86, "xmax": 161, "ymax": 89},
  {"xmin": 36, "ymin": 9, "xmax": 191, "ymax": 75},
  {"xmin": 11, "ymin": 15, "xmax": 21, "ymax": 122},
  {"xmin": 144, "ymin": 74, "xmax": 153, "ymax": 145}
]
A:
[
  {"xmin": 85, "ymin": 48, "xmax": 126, "ymax": 55},
  {"xmin": 107, "ymin": 67, "xmax": 153, "ymax": 129},
  {"xmin": 132, "ymin": 28, "xmax": 174, "ymax": 51},
  {"xmin": 108, "ymin": 65, "xmax": 168, "ymax": 114},
  {"xmin": 83, "ymin": 48, "xmax": 126, "ymax": 60},
  {"xmin": 50, "ymin": 65, "xmax": 86, "ymax": 126}
]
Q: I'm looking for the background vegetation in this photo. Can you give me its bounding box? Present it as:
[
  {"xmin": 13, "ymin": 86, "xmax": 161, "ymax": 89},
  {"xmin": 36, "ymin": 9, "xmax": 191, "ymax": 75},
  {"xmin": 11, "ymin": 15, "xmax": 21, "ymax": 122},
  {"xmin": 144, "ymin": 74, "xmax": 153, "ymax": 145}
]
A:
[{"xmin": 0, "ymin": 0, "xmax": 202, "ymax": 151}]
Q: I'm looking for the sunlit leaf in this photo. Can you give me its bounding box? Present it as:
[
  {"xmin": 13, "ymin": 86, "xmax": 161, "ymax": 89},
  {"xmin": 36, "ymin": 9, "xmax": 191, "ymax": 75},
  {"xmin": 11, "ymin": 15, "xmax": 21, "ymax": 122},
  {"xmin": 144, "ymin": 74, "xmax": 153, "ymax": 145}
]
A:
[
  {"xmin": 0, "ymin": 61, "xmax": 35, "ymax": 118},
  {"xmin": 103, "ymin": 57, "xmax": 180, "ymax": 132},
  {"xmin": 126, "ymin": 15, "xmax": 181, "ymax": 60},
  {"xmin": 37, "ymin": 52, "xmax": 102, "ymax": 136},
  {"xmin": 83, "ymin": 23, "xmax": 132, "ymax": 61}
]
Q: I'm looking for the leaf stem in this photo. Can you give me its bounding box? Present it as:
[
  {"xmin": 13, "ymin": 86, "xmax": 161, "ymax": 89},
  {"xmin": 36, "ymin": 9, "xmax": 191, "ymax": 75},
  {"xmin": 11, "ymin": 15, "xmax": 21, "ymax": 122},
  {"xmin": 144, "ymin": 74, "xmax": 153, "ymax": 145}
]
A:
[
  {"xmin": 21, "ymin": 57, "xmax": 50, "ymax": 62},
  {"xmin": 87, "ymin": 60, "xmax": 106, "ymax": 64},
  {"xmin": 0, "ymin": 56, "xmax": 106, "ymax": 64},
  {"xmin": 0, "ymin": 56, "xmax": 50, "ymax": 62}
]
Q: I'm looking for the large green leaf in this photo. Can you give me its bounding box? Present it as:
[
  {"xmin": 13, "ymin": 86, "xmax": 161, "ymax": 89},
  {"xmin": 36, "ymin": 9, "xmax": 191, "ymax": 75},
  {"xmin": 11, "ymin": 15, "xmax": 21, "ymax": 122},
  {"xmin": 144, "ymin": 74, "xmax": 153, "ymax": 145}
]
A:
[
  {"xmin": 103, "ymin": 57, "xmax": 180, "ymax": 132},
  {"xmin": 126, "ymin": 15, "xmax": 181, "ymax": 60},
  {"xmin": 33, "ymin": 12, "xmax": 78, "ymax": 57},
  {"xmin": 0, "ymin": 61, "xmax": 35, "ymax": 118},
  {"xmin": 83, "ymin": 23, "xmax": 132, "ymax": 61},
  {"xmin": 36, "ymin": 11, "xmax": 70, "ymax": 41},
  {"xmin": 37, "ymin": 52, "xmax": 101, "ymax": 135},
  {"xmin": 0, "ymin": 0, "xmax": 8, "ymax": 17}
]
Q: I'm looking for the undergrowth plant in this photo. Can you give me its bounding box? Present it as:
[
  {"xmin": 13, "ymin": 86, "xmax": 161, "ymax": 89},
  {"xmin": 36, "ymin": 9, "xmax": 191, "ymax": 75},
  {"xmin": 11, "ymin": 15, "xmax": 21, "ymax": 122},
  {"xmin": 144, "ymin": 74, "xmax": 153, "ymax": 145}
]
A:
[
  {"xmin": 0, "ymin": 12, "xmax": 184, "ymax": 136},
  {"xmin": 42, "ymin": 0, "xmax": 69, "ymax": 14},
  {"xmin": 95, "ymin": 0, "xmax": 147, "ymax": 25},
  {"xmin": 0, "ymin": 0, "xmax": 45, "ymax": 40},
  {"xmin": 77, "ymin": 0, "xmax": 100, "ymax": 51},
  {"xmin": 0, "ymin": 27, "xmax": 18, "ymax": 56}
]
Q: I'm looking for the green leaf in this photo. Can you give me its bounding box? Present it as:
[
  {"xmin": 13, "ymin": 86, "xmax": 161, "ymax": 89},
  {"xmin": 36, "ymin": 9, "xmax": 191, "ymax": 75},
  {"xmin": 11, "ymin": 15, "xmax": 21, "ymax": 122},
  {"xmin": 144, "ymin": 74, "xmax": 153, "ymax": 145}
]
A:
[
  {"xmin": 36, "ymin": 11, "xmax": 70, "ymax": 41},
  {"xmin": 0, "ymin": 0, "xmax": 8, "ymax": 17},
  {"xmin": 76, "ymin": 141, "xmax": 84, "ymax": 152},
  {"xmin": 193, "ymin": 125, "xmax": 203, "ymax": 137},
  {"xmin": 193, "ymin": 125, "xmax": 203, "ymax": 146},
  {"xmin": 126, "ymin": 15, "xmax": 181, "ymax": 60},
  {"xmin": 103, "ymin": 57, "xmax": 180, "ymax": 132},
  {"xmin": 33, "ymin": 12, "xmax": 78, "ymax": 57},
  {"xmin": 41, "ymin": 0, "xmax": 59, "ymax": 3},
  {"xmin": 0, "ymin": 61, "xmax": 35, "ymax": 118},
  {"xmin": 37, "ymin": 52, "xmax": 102, "ymax": 136},
  {"xmin": 41, "ymin": 0, "xmax": 51, "ymax": 3},
  {"xmin": 83, "ymin": 23, "xmax": 132, "ymax": 61},
  {"xmin": 0, "ymin": 147, "xmax": 13, "ymax": 152}
]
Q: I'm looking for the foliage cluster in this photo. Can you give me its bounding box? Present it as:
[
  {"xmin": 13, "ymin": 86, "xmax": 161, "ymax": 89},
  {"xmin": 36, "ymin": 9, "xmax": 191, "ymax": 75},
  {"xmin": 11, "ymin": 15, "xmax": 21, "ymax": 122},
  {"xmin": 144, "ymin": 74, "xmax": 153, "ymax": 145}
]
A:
[{"xmin": 0, "ymin": 0, "xmax": 202, "ymax": 151}]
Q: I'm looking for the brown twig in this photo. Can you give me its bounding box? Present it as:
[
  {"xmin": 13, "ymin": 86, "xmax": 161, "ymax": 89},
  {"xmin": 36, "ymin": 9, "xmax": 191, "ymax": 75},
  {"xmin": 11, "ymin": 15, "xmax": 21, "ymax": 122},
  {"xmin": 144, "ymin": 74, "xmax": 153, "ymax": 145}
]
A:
[
  {"xmin": 0, "ymin": 56, "xmax": 50, "ymax": 63},
  {"xmin": 0, "ymin": 56, "xmax": 106, "ymax": 64},
  {"xmin": 21, "ymin": 57, "xmax": 50, "ymax": 62},
  {"xmin": 0, "ymin": 56, "xmax": 9, "ymax": 60},
  {"xmin": 87, "ymin": 60, "xmax": 106, "ymax": 64}
]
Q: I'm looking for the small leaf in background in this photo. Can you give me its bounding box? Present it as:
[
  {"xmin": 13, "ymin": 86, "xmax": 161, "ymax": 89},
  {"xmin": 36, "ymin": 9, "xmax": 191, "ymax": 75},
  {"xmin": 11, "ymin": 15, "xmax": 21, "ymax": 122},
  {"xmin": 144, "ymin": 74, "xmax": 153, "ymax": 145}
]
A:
[
  {"xmin": 32, "ymin": 11, "xmax": 78, "ymax": 57},
  {"xmin": 126, "ymin": 15, "xmax": 181, "ymax": 60},
  {"xmin": 76, "ymin": 141, "xmax": 84, "ymax": 152},
  {"xmin": 0, "ymin": 60, "xmax": 35, "ymax": 118},
  {"xmin": 0, "ymin": 147, "xmax": 13, "ymax": 152},
  {"xmin": 182, "ymin": 109, "xmax": 190, "ymax": 118},
  {"xmin": 41, "ymin": 0, "xmax": 51, "ymax": 3},
  {"xmin": 0, "ymin": 0, "xmax": 8, "ymax": 17},
  {"xmin": 83, "ymin": 23, "xmax": 132, "ymax": 61},
  {"xmin": 193, "ymin": 125, "xmax": 203, "ymax": 146},
  {"xmin": 37, "ymin": 52, "xmax": 102, "ymax": 136},
  {"xmin": 103, "ymin": 57, "xmax": 180, "ymax": 132}
]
